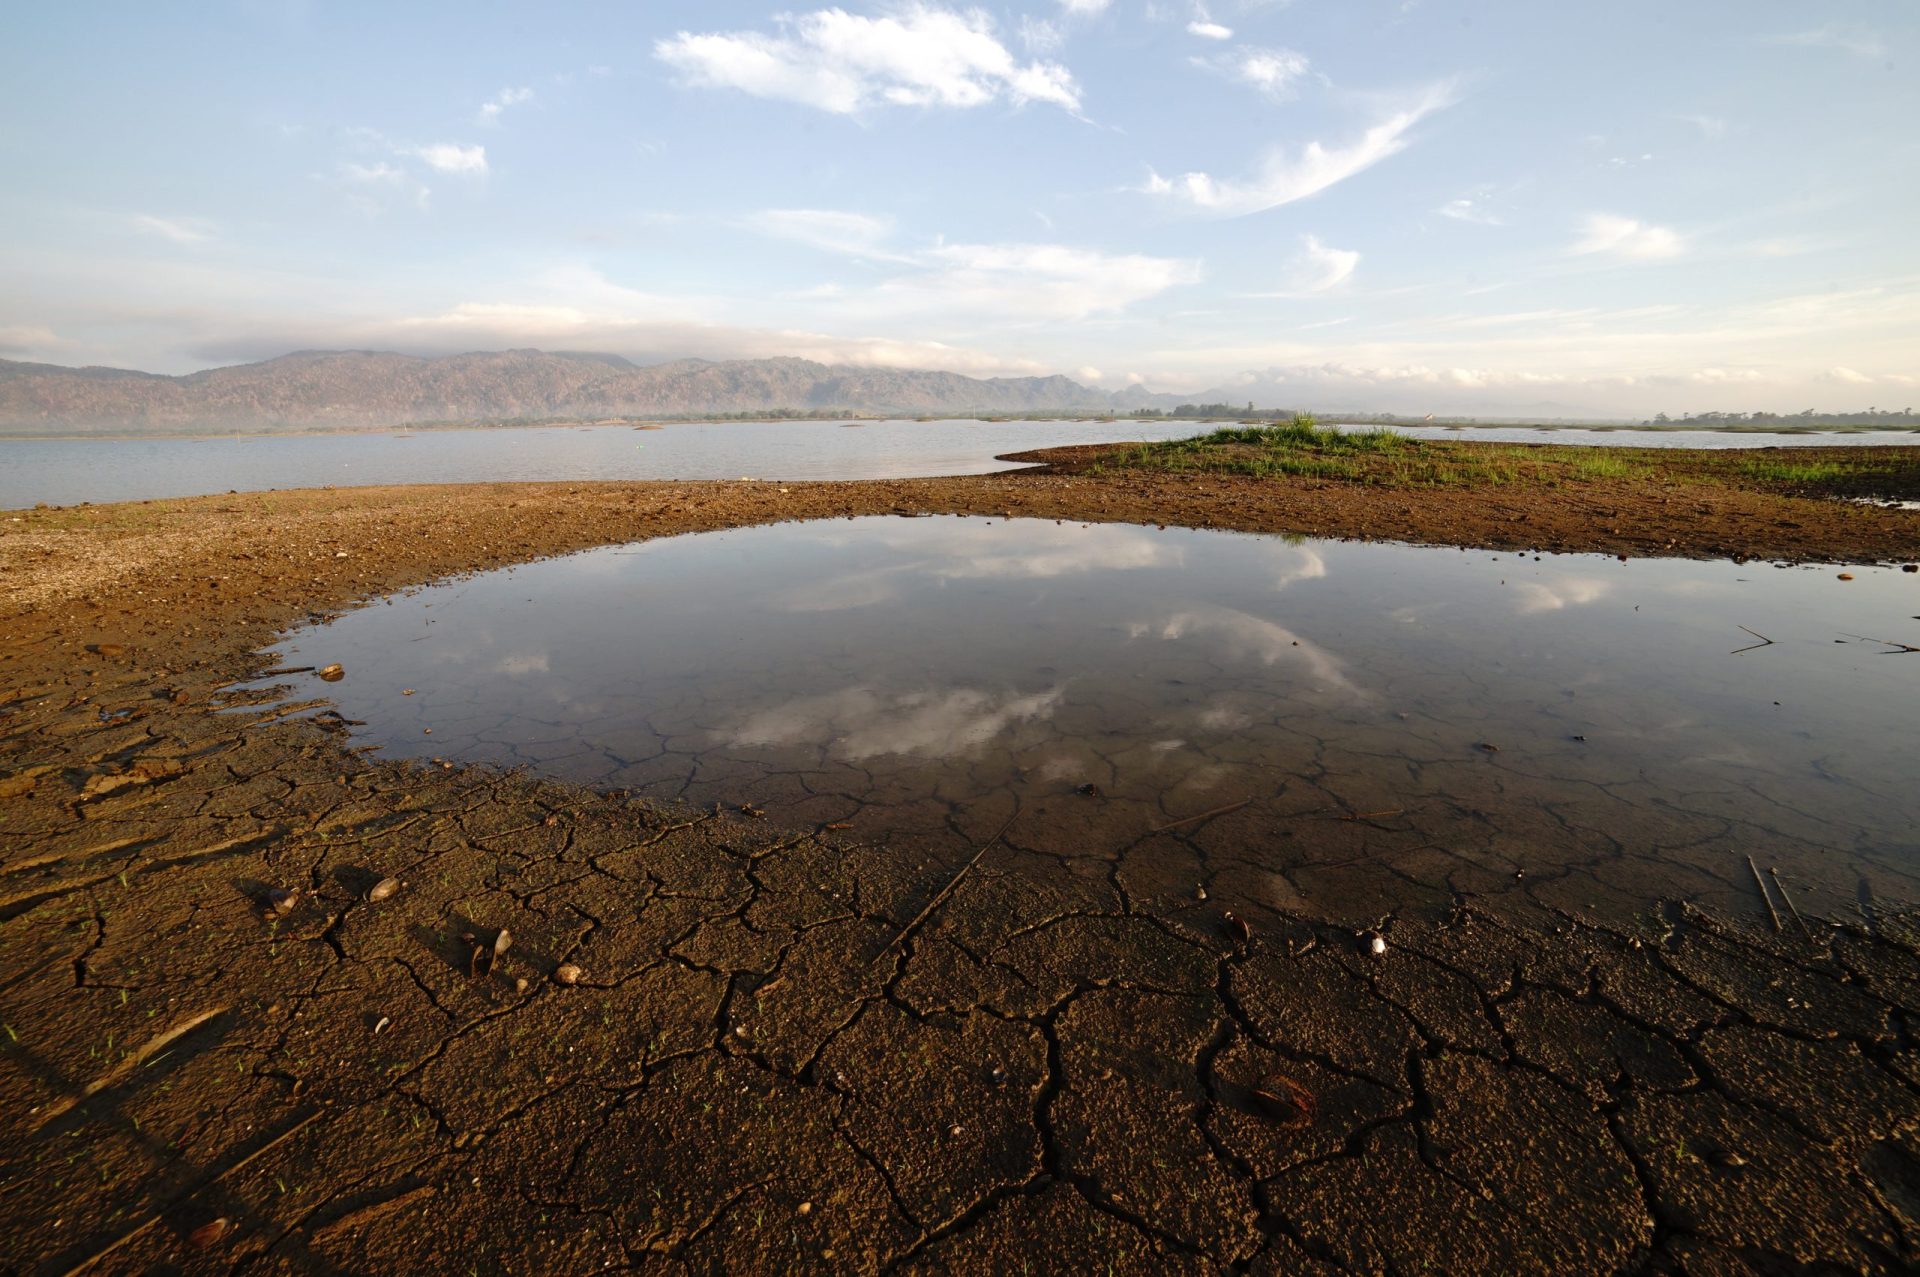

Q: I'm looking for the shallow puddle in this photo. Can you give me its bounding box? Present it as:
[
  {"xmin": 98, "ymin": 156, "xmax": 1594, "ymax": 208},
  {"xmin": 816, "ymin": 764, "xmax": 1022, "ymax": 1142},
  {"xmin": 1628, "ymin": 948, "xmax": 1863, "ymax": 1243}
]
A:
[{"xmin": 250, "ymin": 518, "xmax": 1920, "ymax": 922}]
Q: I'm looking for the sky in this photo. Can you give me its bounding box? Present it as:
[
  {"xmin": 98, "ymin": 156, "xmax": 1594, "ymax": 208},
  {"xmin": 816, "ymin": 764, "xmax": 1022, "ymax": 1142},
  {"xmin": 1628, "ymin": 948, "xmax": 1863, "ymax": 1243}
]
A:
[{"xmin": 0, "ymin": 1, "xmax": 1915, "ymax": 416}]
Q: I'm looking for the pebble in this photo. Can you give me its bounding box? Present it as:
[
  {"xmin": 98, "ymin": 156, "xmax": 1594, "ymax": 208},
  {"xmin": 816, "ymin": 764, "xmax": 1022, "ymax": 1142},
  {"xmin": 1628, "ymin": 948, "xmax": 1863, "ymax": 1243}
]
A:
[
  {"xmin": 515, "ymin": 977, "xmax": 529, "ymax": 993},
  {"xmin": 267, "ymin": 886, "xmax": 300, "ymax": 915},
  {"xmin": 1195, "ymin": 885, "xmax": 1208, "ymax": 901},
  {"xmin": 1367, "ymin": 934, "xmax": 1387, "ymax": 957},
  {"xmin": 365, "ymin": 877, "xmax": 400, "ymax": 903},
  {"xmin": 554, "ymin": 963, "xmax": 583, "ymax": 986},
  {"xmin": 1837, "ymin": 572, "xmax": 1855, "ymax": 581},
  {"xmin": 797, "ymin": 1201, "xmax": 813, "ymax": 1215}
]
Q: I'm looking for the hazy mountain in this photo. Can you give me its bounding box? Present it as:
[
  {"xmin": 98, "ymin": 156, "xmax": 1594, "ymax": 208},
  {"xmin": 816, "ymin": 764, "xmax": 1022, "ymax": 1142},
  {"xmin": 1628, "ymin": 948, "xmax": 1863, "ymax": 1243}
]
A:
[{"xmin": 0, "ymin": 349, "xmax": 1137, "ymax": 434}]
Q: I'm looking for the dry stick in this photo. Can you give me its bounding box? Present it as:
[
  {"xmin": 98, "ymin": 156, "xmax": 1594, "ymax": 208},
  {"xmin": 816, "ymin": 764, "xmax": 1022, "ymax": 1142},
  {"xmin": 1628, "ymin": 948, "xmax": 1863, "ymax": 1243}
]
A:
[
  {"xmin": 1748, "ymin": 855, "xmax": 1782, "ymax": 932},
  {"xmin": 875, "ymin": 807, "xmax": 1020, "ymax": 962},
  {"xmin": 1730, "ymin": 625, "xmax": 1775, "ymax": 655},
  {"xmin": 1769, "ymin": 867, "xmax": 1813, "ymax": 938},
  {"xmin": 1838, "ymin": 632, "xmax": 1920, "ymax": 654},
  {"xmin": 1149, "ymin": 797, "xmax": 1253, "ymax": 834}
]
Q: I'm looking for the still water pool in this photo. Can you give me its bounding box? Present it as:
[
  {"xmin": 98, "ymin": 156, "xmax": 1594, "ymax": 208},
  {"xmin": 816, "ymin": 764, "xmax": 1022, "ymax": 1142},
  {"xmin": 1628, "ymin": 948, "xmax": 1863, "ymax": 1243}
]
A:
[{"xmin": 247, "ymin": 518, "xmax": 1920, "ymax": 924}]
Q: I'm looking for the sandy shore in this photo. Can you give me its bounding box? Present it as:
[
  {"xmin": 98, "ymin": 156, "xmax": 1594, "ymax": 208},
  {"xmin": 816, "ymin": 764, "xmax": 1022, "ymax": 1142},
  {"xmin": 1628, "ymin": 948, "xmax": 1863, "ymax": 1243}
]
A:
[{"xmin": 3, "ymin": 467, "xmax": 1919, "ymax": 1273}]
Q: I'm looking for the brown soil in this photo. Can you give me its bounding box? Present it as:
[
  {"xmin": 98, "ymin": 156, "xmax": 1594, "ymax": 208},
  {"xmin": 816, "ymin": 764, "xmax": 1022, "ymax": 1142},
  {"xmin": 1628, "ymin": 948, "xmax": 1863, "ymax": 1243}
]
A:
[{"xmin": 4, "ymin": 472, "xmax": 1920, "ymax": 1274}]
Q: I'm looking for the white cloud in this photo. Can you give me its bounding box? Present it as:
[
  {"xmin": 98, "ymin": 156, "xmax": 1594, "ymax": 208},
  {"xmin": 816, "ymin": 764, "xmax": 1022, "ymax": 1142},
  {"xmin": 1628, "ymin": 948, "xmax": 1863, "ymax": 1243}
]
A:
[
  {"xmin": 739, "ymin": 208, "xmax": 904, "ymax": 258},
  {"xmin": 1437, "ymin": 196, "xmax": 1503, "ymax": 225},
  {"xmin": 1513, "ymin": 577, "xmax": 1610, "ymax": 615},
  {"xmin": 1018, "ymin": 15, "xmax": 1065, "ymax": 54},
  {"xmin": 655, "ymin": 5, "xmax": 1081, "ymax": 115},
  {"xmin": 1676, "ymin": 113, "xmax": 1727, "ymax": 141},
  {"xmin": 1570, "ymin": 214, "xmax": 1685, "ymax": 261},
  {"xmin": 1058, "ymin": 0, "xmax": 1111, "ymax": 12},
  {"xmin": 1188, "ymin": 20, "xmax": 1234, "ymax": 39},
  {"xmin": 0, "ymin": 324, "xmax": 61, "ymax": 355},
  {"xmin": 1763, "ymin": 25, "xmax": 1888, "ymax": 61},
  {"xmin": 412, "ymin": 143, "xmax": 488, "ymax": 175},
  {"xmin": 1255, "ymin": 234, "xmax": 1358, "ymax": 296},
  {"xmin": 1827, "ymin": 366, "xmax": 1873, "ymax": 384},
  {"xmin": 130, "ymin": 214, "xmax": 216, "ymax": 245},
  {"xmin": 870, "ymin": 241, "xmax": 1201, "ymax": 322},
  {"xmin": 338, "ymin": 161, "xmax": 431, "ymax": 212},
  {"xmin": 477, "ymin": 86, "xmax": 533, "ymax": 125},
  {"xmin": 1145, "ymin": 83, "xmax": 1456, "ymax": 217},
  {"xmin": 1193, "ymin": 45, "xmax": 1310, "ymax": 99}
]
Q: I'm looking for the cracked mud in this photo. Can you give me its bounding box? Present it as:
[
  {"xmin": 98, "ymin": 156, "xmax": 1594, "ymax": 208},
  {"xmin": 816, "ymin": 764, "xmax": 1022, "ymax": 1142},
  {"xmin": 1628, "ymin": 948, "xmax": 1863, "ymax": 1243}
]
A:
[{"xmin": 4, "ymin": 473, "xmax": 1920, "ymax": 1274}]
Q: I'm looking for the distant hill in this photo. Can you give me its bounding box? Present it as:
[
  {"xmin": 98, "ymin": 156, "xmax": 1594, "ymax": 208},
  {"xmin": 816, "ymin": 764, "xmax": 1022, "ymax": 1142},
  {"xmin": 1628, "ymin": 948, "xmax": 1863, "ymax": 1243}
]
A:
[{"xmin": 0, "ymin": 349, "xmax": 1135, "ymax": 434}]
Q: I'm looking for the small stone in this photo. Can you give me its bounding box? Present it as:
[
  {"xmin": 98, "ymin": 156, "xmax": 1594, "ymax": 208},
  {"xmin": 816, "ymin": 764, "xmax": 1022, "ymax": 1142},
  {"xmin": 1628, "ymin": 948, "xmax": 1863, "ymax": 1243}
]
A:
[
  {"xmin": 948, "ymin": 1124, "xmax": 964, "ymax": 1137},
  {"xmin": 989, "ymin": 1066, "xmax": 1009, "ymax": 1087},
  {"xmin": 267, "ymin": 886, "xmax": 300, "ymax": 915},
  {"xmin": 1367, "ymin": 934, "xmax": 1387, "ymax": 957},
  {"xmin": 734, "ymin": 1024, "xmax": 751, "ymax": 1038},
  {"xmin": 1837, "ymin": 573, "xmax": 1855, "ymax": 581},
  {"xmin": 515, "ymin": 977, "xmax": 529, "ymax": 993},
  {"xmin": 554, "ymin": 963, "xmax": 583, "ymax": 986},
  {"xmin": 797, "ymin": 1201, "xmax": 813, "ymax": 1215},
  {"xmin": 1194, "ymin": 885, "xmax": 1208, "ymax": 901},
  {"xmin": 365, "ymin": 877, "xmax": 400, "ymax": 903},
  {"xmin": 317, "ymin": 663, "xmax": 345, "ymax": 682}
]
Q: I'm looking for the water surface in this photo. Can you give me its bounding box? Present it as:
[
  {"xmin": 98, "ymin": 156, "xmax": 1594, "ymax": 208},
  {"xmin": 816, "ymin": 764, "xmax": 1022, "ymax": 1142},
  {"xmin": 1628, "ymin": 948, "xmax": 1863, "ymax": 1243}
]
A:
[
  {"xmin": 5, "ymin": 418, "xmax": 1911, "ymax": 509},
  {"xmin": 247, "ymin": 519, "xmax": 1920, "ymax": 923}
]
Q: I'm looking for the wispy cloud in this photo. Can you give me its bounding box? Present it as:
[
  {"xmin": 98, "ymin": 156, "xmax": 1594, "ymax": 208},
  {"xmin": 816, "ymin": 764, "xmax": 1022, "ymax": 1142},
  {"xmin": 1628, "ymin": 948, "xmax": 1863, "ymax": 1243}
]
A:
[
  {"xmin": 1570, "ymin": 213, "xmax": 1684, "ymax": 261},
  {"xmin": 1058, "ymin": 0, "xmax": 1111, "ymax": 12},
  {"xmin": 1676, "ymin": 113, "xmax": 1727, "ymax": 141},
  {"xmin": 130, "ymin": 214, "xmax": 216, "ymax": 245},
  {"xmin": 412, "ymin": 143, "xmax": 488, "ymax": 175},
  {"xmin": 655, "ymin": 4, "xmax": 1081, "ymax": 115},
  {"xmin": 1193, "ymin": 45, "xmax": 1311, "ymax": 99},
  {"xmin": 738, "ymin": 208, "xmax": 905, "ymax": 259},
  {"xmin": 477, "ymin": 86, "xmax": 533, "ymax": 125},
  {"xmin": 1436, "ymin": 195, "xmax": 1503, "ymax": 226},
  {"xmin": 1145, "ymin": 82, "xmax": 1456, "ymax": 217},
  {"xmin": 1763, "ymin": 25, "xmax": 1888, "ymax": 61},
  {"xmin": 1250, "ymin": 234, "xmax": 1359, "ymax": 296},
  {"xmin": 1188, "ymin": 20, "xmax": 1233, "ymax": 40},
  {"xmin": 738, "ymin": 210, "xmax": 1200, "ymax": 321},
  {"xmin": 337, "ymin": 161, "xmax": 431, "ymax": 213}
]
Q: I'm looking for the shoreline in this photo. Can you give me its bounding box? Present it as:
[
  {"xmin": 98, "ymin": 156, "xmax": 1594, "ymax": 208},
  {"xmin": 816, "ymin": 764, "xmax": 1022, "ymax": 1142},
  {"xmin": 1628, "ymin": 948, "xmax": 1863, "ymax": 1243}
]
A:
[{"xmin": 4, "ymin": 471, "xmax": 1920, "ymax": 1272}]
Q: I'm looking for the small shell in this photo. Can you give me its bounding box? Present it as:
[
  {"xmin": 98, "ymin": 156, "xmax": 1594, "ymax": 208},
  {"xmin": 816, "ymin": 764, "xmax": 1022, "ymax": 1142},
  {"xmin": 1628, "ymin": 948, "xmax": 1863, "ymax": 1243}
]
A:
[
  {"xmin": 492, "ymin": 928, "xmax": 512, "ymax": 958},
  {"xmin": 553, "ymin": 963, "xmax": 583, "ymax": 986},
  {"xmin": 372, "ymin": 1015, "xmax": 391, "ymax": 1035},
  {"xmin": 187, "ymin": 1218, "xmax": 230, "ymax": 1249},
  {"xmin": 1195, "ymin": 885, "xmax": 1208, "ymax": 901},
  {"xmin": 1223, "ymin": 910, "xmax": 1251, "ymax": 943},
  {"xmin": 267, "ymin": 887, "xmax": 300, "ymax": 915},
  {"xmin": 317, "ymin": 664, "xmax": 345, "ymax": 682},
  {"xmin": 1367, "ymin": 933, "xmax": 1387, "ymax": 957},
  {"xmin": 365, "ymin": 877, "xmax": 400, "ymax": 903},
  {"xmin": 468, "ymin": 945, "xmax": 494, "ymax": 979}
]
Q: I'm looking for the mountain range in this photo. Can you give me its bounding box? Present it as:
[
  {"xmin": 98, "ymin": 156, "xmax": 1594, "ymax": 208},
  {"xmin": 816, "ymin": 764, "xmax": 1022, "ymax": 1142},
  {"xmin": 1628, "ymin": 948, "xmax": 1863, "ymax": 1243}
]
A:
[{"xmin": 0, "ymin": 349, "xmax": 1150, "ymax": 434}]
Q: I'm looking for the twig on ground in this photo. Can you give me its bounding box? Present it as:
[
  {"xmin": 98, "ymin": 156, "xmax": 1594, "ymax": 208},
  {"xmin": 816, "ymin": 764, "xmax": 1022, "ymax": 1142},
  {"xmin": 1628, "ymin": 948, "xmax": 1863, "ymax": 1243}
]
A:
[
  {"xmin": 1150, "ymin": 797, "xmax": 1253, "ymax": 833},
  {"xmin": 1748, "ymin": 855, "xmax": 1782, "ymax": 932},
  {"xmin": 1768, "ymin": 867, "xmax": 1813, "ymax": 938},
  {"xmin": 1730, "ymin": 626, "xmax": 1774, "ymax": 655},
  {"xmin": 874, "ymin": 807, "xmax": 1020, "ymax": 962}
]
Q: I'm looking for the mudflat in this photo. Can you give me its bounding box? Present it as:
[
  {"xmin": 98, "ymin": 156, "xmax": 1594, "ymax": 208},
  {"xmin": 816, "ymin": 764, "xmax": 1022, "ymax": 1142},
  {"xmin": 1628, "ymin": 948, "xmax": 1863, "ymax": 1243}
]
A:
[{"xmin": 4, "ymin": 455, "xmax": 1920, "ymax": 1274}]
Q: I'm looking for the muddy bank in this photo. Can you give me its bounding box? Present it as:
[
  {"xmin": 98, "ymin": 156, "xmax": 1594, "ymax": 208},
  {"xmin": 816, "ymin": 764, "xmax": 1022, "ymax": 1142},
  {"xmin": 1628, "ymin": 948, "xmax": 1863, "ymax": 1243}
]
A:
[{"xmin": 4, "ymin": 476, "xmax": 1920, "ymax": 1274}]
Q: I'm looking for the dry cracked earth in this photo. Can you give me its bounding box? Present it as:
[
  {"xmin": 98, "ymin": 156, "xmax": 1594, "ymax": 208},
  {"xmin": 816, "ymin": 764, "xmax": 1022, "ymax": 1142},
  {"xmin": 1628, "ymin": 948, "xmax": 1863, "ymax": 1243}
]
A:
[{"xmin": 4, "ymin": 474, "xmax": 1920, "ymax": 1275}]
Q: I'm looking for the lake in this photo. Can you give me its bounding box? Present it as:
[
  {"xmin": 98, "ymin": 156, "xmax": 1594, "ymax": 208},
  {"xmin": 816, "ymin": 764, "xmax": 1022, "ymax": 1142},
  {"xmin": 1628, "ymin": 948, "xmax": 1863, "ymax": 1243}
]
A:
[
  {"xmin": 238, "ymin": 517, "xmax": 1920, "ymax": 925},
  {"xmin": 5, "ymin": 418, "xmax": 1913, "ymax": 510}
]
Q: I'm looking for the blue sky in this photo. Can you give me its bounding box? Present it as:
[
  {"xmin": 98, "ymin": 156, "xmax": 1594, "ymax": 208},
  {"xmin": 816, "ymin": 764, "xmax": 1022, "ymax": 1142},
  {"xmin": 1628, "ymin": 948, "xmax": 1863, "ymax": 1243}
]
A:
[{"xmin": 1, "ymin": 1, "xmax": 1915, "ymax": 414}]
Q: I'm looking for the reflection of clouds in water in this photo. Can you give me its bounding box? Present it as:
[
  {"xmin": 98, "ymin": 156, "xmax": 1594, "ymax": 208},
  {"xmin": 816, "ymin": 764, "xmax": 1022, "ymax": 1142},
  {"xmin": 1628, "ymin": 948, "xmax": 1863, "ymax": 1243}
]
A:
[
  {"xmin": 779, "ymin": 566, "xmax": 912, "ymax": 612},
  {"xmin": 720, "ymin": 685, "xmax": 1065, "ymax": 761},
  {"xmin": 1195, "ymin": 698, "xmax": 1254, "ymax": 731},
  {"xmin": 774, "ymin": 522, "xmax": 1181, "ymax": 612},
  {"xmin": 1131, "ymin": 606, "xmax": 1364, "ymax": 696},
  {"xmin": 494, "ymin": 650, "xmax": 552, "ymax": 676},
  {"xmin": 1271, "ymin": 547, "xmax": 1327, "ymax": 593},
  {"xmin": 1512, "ymin": 577, "xmax": 1611, "ymax": 614}
]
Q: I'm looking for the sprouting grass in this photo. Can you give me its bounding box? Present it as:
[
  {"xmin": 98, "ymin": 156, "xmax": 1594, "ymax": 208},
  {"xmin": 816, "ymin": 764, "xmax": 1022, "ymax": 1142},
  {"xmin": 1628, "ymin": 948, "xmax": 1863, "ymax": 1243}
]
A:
[{"xmin": 1086, "ymin": 413, "xmax": 1920, "ymax": 497}]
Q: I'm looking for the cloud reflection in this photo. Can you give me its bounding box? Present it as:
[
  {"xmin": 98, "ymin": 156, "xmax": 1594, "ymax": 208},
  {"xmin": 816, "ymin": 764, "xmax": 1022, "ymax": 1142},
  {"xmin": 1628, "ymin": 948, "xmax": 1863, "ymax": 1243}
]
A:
[
  {"xmin": 1132, "ymin": 605, "xmax": 1363, "ymax": 696},
  {"xmin": 719, "ymin": 685, "xmax": 1065, "ymax": 760}
]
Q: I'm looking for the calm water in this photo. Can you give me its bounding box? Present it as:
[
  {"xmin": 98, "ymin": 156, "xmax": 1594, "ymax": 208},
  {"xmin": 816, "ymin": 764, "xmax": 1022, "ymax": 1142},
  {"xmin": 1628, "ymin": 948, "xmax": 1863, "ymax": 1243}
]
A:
[
  {"xmin": 244, "ymin": 518, "xmax": 1920, "ymax": 925},
  {"xmin": 4, "ymin": 418, "xmax": 1912, "ymax": 510},
  {"xmin": 0, "ymin": 418, "xmax": 1210, "ymax": 509}
]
